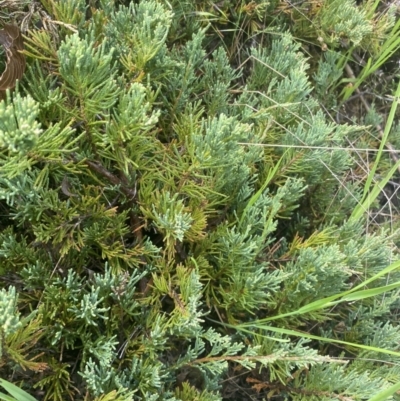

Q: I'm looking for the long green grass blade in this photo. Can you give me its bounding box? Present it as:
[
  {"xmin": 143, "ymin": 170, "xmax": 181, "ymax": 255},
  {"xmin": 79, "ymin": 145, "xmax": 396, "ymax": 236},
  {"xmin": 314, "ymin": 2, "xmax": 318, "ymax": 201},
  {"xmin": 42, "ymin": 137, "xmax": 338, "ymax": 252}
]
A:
[
  {"xmin": 351, "ymin": 79, "xmax": 400, "ymax": 221},
  {"xmin": 351, "ymin": 158, "xmax": 400, "ymax": 221},
  {"xmin": 214, "ymin": 259, "xmax": 400, "ymax": 362},
  {"xmin": 239, "ymin": 153, "xmax": 285, "ymax": 226},
  {"xmin": 365, "ymin": 0, "xmax": 381, "ymax": 18},
  {"xmin": 362, "ymin": 80, "xmax": 399, "ymax": 195},
  {"xmin": 0, "ymin": 380, "xmax": 38, "ymax": 401},
  {"xmin": 367, "ymin": 381, "xmax": 400, "ymax": 401},
  {"xmin": 341, "ymin": 282, "xmax": 400, "ymax": 301},
  {"xmin": 342, "ymin": 19, "xmax": 400, "ymax": 100},
  {"xmin": 350, "ymin": 259, "xmax": 400, "ymax": 290},
  {"xmin": 238, "ymin": 259, "xmax": 400, "ymax": 323},
  {"xmin": 236, "ymin": 324, "xmax": 400, "ymax": 357},
  {"xmin": 0, "ymin": 392, "xmax": 17, "ymax": 401}
]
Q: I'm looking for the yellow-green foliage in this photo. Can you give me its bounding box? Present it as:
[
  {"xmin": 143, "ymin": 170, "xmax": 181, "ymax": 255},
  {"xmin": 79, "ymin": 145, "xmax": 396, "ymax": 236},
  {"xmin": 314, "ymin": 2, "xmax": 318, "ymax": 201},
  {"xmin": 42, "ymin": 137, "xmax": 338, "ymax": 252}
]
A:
[{"xmin": 0, "ymin": 0, "xmax": 400, "ymax": 400}]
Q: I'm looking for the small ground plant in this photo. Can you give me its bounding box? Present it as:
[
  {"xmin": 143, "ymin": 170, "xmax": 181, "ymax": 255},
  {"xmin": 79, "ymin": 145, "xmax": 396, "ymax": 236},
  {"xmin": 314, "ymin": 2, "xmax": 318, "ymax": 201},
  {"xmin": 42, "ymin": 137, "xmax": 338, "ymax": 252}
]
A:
[{"xmin": 1, "ymin": 0, "xmax": 400, "ymax": 400}]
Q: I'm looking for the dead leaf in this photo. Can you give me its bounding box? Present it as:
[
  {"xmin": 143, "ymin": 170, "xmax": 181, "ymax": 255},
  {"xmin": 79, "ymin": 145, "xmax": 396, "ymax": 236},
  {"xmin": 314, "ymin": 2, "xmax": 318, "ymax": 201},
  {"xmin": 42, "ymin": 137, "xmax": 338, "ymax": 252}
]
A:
[
  {"xmin": 246, "ymin": 377, "xmax": 270, "ymax": 394},
  {"xmin": 0, "ymin": 24, "xmax": 26, "ymax": 98}
]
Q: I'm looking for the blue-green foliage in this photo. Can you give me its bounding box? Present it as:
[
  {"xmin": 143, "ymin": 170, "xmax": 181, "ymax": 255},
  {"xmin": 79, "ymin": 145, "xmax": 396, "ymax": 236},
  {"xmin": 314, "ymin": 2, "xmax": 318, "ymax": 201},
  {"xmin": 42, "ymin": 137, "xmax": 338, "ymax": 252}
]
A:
[{"xmin": 0, "ymin": 0, "xmax": 399, "ymax": 400}]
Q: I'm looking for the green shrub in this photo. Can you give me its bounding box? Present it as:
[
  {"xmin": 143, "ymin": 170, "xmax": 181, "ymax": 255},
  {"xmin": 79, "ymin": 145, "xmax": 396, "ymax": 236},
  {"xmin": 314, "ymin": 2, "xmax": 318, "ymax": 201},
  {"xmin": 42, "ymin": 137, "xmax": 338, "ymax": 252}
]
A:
[{"xmin": 1, "ymin": 0, "xmax": 400, "ymax": 400}]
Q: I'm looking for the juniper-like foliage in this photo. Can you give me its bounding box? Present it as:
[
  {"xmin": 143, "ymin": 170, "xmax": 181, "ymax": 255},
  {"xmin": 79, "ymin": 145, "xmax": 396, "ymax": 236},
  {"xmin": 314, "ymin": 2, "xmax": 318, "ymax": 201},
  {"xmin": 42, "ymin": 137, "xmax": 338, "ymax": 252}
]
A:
[{"xmin": 0, "ymin": 0, "xmax": 400, "ymax": 400}]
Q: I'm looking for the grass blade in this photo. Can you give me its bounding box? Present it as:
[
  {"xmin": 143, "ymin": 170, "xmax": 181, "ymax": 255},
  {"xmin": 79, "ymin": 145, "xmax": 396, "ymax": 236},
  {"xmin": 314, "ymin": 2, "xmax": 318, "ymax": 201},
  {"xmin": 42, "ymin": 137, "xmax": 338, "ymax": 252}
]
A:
[
  {"xmin": 238, "ymin": 259, "xmax": 400, "ymax": 323},
  {"xmin": 341, "ymin": 282, "xmax": 400, "ymax": 301},
  {"xmin": 0, "ymin": 392, "xmax": 17, "ymax": 401},
  {"xmin": 367, "ymin": 381, "xmax": 400, "ymax": 401},
  {"xmin": 236, "ymin": 324, "xmax": 400, "ymax": 358},
  {"xmin": 0, "ymin": 380, "xmax": 38, "ymax": 401},
  {"xmin": 351, "ymin": 158, "xmax": 400, "ymax": 221},
  {"xmin": 351, "ymin": 79, "xmax": 400, "ymax": 221},
  {"xmin": 239, "ymin": 153, "xmax": 285, "ymax": 226}
]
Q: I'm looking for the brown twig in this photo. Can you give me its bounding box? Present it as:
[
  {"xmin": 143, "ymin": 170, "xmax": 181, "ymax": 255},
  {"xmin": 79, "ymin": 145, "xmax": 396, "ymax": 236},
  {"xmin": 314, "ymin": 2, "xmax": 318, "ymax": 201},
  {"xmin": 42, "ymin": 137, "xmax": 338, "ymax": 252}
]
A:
[{"xmin": 70, "ymin": 154, "xmax": 137, "ymax": 199}]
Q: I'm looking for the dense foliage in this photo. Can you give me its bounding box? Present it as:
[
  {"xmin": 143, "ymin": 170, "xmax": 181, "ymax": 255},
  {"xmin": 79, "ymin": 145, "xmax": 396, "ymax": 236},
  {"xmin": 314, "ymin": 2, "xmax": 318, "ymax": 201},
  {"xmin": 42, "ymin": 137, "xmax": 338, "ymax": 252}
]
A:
[{"xmin": 1, "ymin": 0, "xmax": 400, "ymax": 400}]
